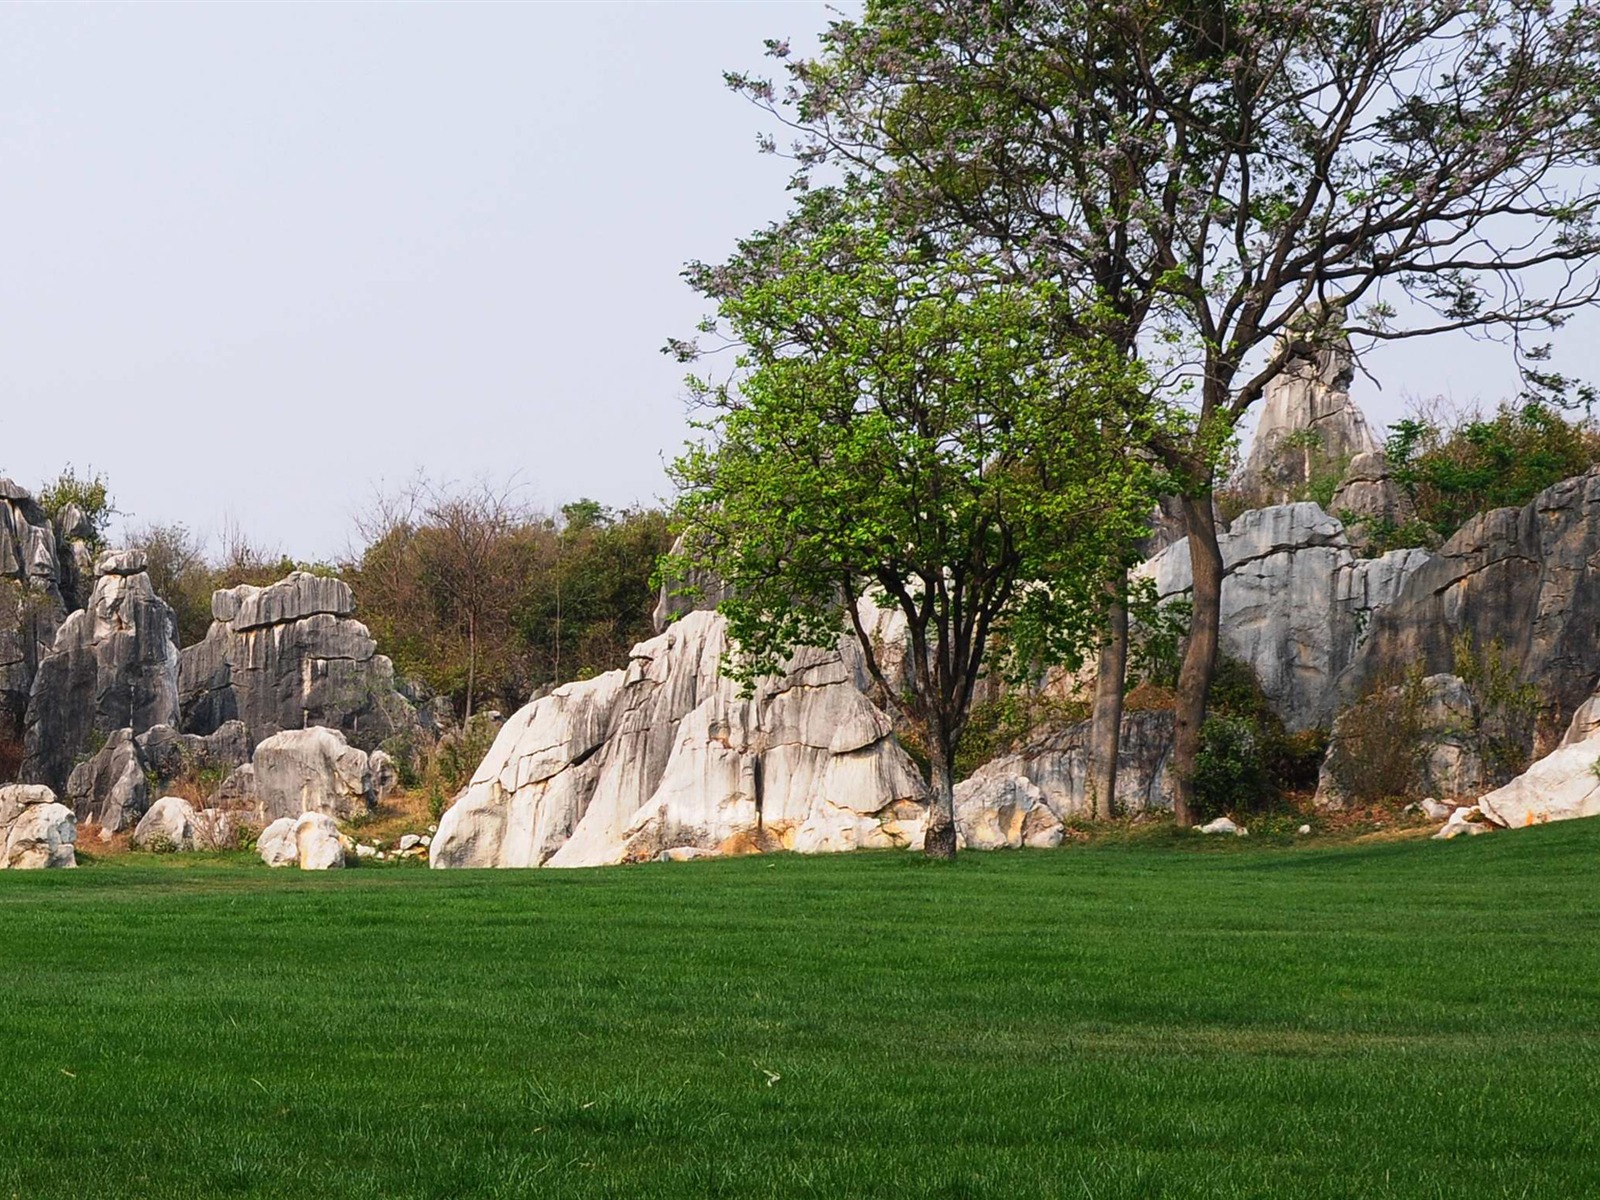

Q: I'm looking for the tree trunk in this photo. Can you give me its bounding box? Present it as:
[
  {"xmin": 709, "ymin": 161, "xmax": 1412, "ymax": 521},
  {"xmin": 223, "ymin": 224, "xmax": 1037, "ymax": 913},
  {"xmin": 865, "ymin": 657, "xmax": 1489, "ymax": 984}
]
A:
[
  {"xmin": 1088, "ymin": 575, "xmax": 1128, "ymax": 821},
  {"xmin": 924, "ymin": 749, "xmax": 958, "ymax": 860},
  {"xmin": 465, "ymin": 611, "xmax": 477, "ymax": 722},
  {"xmin": 1171, "ymin": 491, "xmax": 1223, "ymax": 826}
]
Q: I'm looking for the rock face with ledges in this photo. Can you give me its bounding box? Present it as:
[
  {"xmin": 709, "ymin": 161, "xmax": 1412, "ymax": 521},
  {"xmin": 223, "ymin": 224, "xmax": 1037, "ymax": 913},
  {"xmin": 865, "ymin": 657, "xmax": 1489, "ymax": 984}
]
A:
[
  {"xmin": 431, "ymin": 609, "xmax": 929, "ymax": 869},
  {"xmin": 250, "ymin": 726, "xmax": 376, "ymax": 823},
  {"xmin": 1338, "ymin": 468, "xmax": 1600, "ymax": 748},
  {"xmin": 0, "ymin": 480, "xmax": 67, "ymax": 731},
  {"xmin": 20, "ymin": 551, "xmax": 179, "ymax": 793},
  {"xmin": 1145, "ymin": 503, "xmax": 1430, "ymax": 730},
  {"xmin": 178, "ymin": 572, "xmax": 416, "ymax": 750}
]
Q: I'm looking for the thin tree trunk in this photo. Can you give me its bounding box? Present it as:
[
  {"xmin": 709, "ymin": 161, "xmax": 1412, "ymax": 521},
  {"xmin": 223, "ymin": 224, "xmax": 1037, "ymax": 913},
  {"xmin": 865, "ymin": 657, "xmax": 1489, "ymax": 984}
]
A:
[
  {"xmin": 924, "ymin": 747, "xmax": 958, "ymax": 860},
  {"xmin": 465, "ymin": 611, "xmax": 477, "ymax": 722},
  {"xmin": 1088, "ymin": 574, "xmax": 1129, "ymax": 821},
  {"xmin": 1172, "ymin": 491, "xmax": 1223, "ymax": 826}
]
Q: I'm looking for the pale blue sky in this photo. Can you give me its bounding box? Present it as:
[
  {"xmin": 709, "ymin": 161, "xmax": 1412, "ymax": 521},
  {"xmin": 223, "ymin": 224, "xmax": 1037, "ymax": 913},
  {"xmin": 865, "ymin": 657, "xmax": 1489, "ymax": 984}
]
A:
[{"xmin": 1, "ymin": 2, "xmax": 1589, "ymax": 560}]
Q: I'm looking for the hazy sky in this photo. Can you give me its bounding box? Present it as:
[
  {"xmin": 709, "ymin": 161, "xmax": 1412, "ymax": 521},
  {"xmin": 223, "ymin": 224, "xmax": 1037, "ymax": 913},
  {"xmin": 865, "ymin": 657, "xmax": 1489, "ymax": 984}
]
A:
[{"xmin": 3, "ymin": 3, "xmax": 1593, "ymax": 561}]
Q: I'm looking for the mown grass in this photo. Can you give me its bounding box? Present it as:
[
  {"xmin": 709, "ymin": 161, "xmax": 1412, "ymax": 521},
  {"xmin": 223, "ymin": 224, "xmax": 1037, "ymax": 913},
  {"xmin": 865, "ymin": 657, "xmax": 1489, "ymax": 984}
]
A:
[{"xmin": 1, "ymin": 824, "xmax": 1597, "ymax": 1198}]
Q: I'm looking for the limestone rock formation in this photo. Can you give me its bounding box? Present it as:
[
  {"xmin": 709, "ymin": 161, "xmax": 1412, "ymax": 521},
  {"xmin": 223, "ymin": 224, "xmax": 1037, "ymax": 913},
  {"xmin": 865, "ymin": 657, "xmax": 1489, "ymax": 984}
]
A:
[
  {"xmin": 0, "ymin": 784, "xmax": 76, "ymax": 869},
  {"xmin": 1237, "ymin": 325, "xmax": 1385, "ymax": 501},
  {"xmin": 1314, "ymin": 674, "xmax": 1488, "ymax": 809},
  {"xmin": 178, "ymin": 572, "xmax": 416, "ymax": 750},
  {"xmin": 1338, "ymin": 468, "xmax": 1600, "ymax": 747},
  {"xmin": 1330, "ymin": 451, "xmax": 1408, "ymax": 530},
  {"xmin": 954, "ymin": 709, "xmax": 1177, "ymax": 822},
  {"xmin": 1476, "ymin": 697, "xmax": 1600, "ymax": 828},
  {"xmin": 19, "ymin": 551, "xmax": 179, "ymax": 793},
  {"xmin": 294, "ymin": 811, "xmax": 344, "ymax": 870},
  {"xmin": 251, "ymin": 727, "xmax": 376, "ymax": 823},
  {"xmin": 0, "ymin": 480, "xmax": 67, "ymax": 730},
  {"xmin": 131, "ymin": 796, "xmax": 200, "ymax": 852},
  {"xmin": 134, "ymin": 721, "xmax": 252, "ymax": 792},
  {"xmin": 1144, "ymin": 503, "xmax": 1430, "ymax": 729},
  {"xmin": 953, "ymin": 773, "xmax": 1064, "ymax": 850},
  {"xmin": 430, "ymin": 609, "xmax": 929, "ymax": 869},
  {"xmin": 258, "ymin": 817, "xmax": 299, "ymax": 867},
  {"xmin": 65, "ymin": 728, "xmax": 147, "ymax": 834}
]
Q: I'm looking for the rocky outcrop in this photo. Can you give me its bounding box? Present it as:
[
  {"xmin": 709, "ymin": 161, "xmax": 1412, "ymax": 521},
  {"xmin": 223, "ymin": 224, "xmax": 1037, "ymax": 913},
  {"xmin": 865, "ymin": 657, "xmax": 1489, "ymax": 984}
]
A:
[
  {"xmin": 431, "ymin": 609, "xmax": 929, "ymax": 869},
  {"xmin": 1476, "ymin": 695, "xmax": 1600, "ymax": 829},
  {"xmin": 1314, "ymin": 674, "xmax": 1487, "ymax": 809},
  {"xmin": 19, "ymin": 551, "xmax": 179, "ymax": 793},
  {"xmin": 1339, "ymin": 469, "xmax": 1600, "ymax": 748},
  {"xmin": 250, "ymin": 727, "xmax": 376, "ymax": 823},
  {"xmin": 1145, "ymin": 504, "xmax": 1430, "ymax": 730},
  {"xmin": 0, "ymin": 783, "xmax": 76, "ymax": 869},
  {"xmin": 258, "ymin": 816, "xmax": 299, "ymax": 867},
  {"xmin": 0, "ymin": 481, "xmax": 68, "ymax": 731},
  {"xmin": 134, "ymin": 721, "xmax": 252, "ymax": 791},
  {"xmin": 65, "ymin": 728, "xmax": 147, "ymax": 834},
  {"xmin": 178, "ymin": 572, "xmax": 416, "ymax": 750},
  {"xmin": 131, "ymin": 796, "xmax": 200, "ymax": 852},
  {"xmin": 954, "ymin": 709, "xmax": 1177, "ymax": 824}
]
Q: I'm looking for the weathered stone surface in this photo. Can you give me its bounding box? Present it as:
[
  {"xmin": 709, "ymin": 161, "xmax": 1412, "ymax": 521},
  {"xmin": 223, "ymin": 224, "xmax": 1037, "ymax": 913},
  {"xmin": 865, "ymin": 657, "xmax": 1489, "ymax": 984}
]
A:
[
  {"xmin": 1330, "ymin": 451, "xmax": 1408, "ymax": 530},
  {"xmin": 1145, "ymin": 504, "xmax": 1430, "ymax": 729},
  {"xmin": 65, "ymin": 728, "xmax": 148, "ymax": 835},
  {"xmin": 1237, "ymin": 324, "xmax": 1385, "ymax": 502},
  {"xmin": 19, "ymin": 556, "xmax": 179, "ymax": 793},
  {"xmin": 178, "ymin": 572, "xmax": 416, "ymax": 751},
  {"xmin": 257, "ymin": 816, "xmax": 299, "ymax": 867},
  {"xmin": 1434, "ymin": 805, "xmax": 1492, "ymax": 839},
  {"xmin": 294, "ymin": 811, "xmax": 344, "ymax": 870},
  {"xmin": 1197, "ymin": 816, "xmax": 1247, "ymax": 836},
  {"xmin": 651, "ymin": 533, "xmax": 736, "ymax": 633},
  {"xmin": 953, "ymin": 773, "xmax": 1064, "ymax": 850},
  {"xmin": 3, "ymin": 800, "xmax": 76, "ymax": 868},
  {"xmin": 431, "ymin": 610, "xmax": 929, "ymax": 869},
  {"xmin": 251, "ymin": 727, "xmax": 376, "ymax": 823},
  {"xmin": 368, "ymin": 749, "xmax": 399, "ymax": 800},
  {"xmin": 134, "ymin": 721, "xmax": 251, "ymax": 791},
  {"xmin": 0, "ymin": 481, "xmax": 67, "ymax": 731},
  {"xmin": 1477, "ymin": 728, "xmax": 1600, "ymax": 829},
  {"xmin": 1314, "ymin": 674, "xmax": 1487, "ymax": 809},
  {"xmin": 131, "ymin": 795, "xmax": 199, "ymax": 851},
  {"xmin": 1340, "ymin": 469, "xmax": 1600, "ymax": 747},
  {"xmin": 0, "ymin": 783, "xmax": 57, "ymax": 825},
  {"xmin": 954, "ymin": 709, "xmax": 1177, "ymax": 823}
]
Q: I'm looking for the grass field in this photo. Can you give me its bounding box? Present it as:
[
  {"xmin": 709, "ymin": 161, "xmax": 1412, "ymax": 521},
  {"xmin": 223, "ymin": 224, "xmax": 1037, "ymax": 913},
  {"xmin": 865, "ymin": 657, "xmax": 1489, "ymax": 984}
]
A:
[{"xmin": 1, "ymin": 824, "xmax": 1597, "ymax": 1199}]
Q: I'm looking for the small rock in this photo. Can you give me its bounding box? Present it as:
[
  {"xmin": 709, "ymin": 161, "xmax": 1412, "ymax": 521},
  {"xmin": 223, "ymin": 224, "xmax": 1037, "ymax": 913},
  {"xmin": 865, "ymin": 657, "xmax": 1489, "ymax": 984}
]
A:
[
  {"xmin": 1195, "ymin": 816, "xmax": 1247, "ymax": 836},
  {"xmin": 355, "ymin": 843, "xmax": 378, "ymax": 859},
  {"xmin": 1433, "ymin": 806, "xmax": 1491, "ymax": 840},
  {"xmin": 1297, "ymin": 824, "xmax": 1312, "ymax": 835},
  {"xmin": 1419, "ymin": 797, "xmax": 1454, "ymax": 821},
  {"xmin": 657, "ymin": 846, "xmax": 722, "ymax": 862},
  {"xmin": 398, "ymin": 833, "xmax": 422, "ymax": 852}
]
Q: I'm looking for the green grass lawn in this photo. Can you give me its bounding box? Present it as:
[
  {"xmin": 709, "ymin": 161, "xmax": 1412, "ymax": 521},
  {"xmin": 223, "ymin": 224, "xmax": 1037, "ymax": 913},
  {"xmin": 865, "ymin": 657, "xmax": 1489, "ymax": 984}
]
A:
[{"xmin": 1, "ymin": 825, "xmax": 1597, "ymax": 1199}]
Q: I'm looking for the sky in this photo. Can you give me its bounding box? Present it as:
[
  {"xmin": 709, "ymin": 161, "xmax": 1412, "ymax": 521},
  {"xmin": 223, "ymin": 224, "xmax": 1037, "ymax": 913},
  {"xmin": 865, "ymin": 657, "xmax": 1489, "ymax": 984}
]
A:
[{"xmin": 2, "ymin": 2, "xmax": 1594, "ymax": 562}]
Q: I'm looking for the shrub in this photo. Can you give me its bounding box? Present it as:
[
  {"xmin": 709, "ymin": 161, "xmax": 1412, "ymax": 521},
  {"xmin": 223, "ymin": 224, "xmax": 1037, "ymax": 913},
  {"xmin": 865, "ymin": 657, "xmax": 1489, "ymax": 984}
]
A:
[
  {"xmin": 1191, "ymin": 715, "xmax": 1275, "ymax": 822},
  {"xmin": 1326, "ymin": 668, "xmax": 1431, "ymax": 803},
  {"xmin": 1452, "ymin": 631, "xmax": 1539, "ymax": 784}
]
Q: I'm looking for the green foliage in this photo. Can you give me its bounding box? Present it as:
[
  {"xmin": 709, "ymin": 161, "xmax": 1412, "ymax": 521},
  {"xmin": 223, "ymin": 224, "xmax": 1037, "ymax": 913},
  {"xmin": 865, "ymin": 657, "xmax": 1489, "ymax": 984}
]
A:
[
  {"xmin": 673, "ymin": 184, "xmax": 1170, "ymax": 783},
  {"xmin": 1373, "ymin": 401, "xmax": 1600, "ymax": 549},
  {"xmin": 36, "ymin": 466, "xmax": 115, "ymax": 551},
  {"xmin": 953, "ymin": 690, "xmax": 1091, "ymax": 781},
  {"xmin": 1191, "ymin": 656, "xmax": 1329, "ymax": 816},
  {"xmin": 1126, "ymin": 581, "xmax": 1190, "ymax": 690},
  {"xmin": 1192, "ymin": 715, "xmax": 1275, "ymax": 823}
]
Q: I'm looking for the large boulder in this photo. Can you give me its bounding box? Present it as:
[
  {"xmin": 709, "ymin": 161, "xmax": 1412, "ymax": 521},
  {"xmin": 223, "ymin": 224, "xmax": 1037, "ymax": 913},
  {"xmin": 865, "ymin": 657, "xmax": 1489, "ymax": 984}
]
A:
[
  {"xmin": 431, "ymin": 609, "xmax": 929, "ymax": 869},
  {"xmin": 0, "ymin": 481, "xmax": 68, "ymax": 732},
  {"xmin": 19, "ymin": 551, "xmax": 179, "ymax": 793},
  {"xmin": 954, "ymin": 709, "xmax": 1178, "ymax": 823},
  {"xmin": 1477, "ymin": 698, "xmax": 1600, "ymax": 828},
  {"xmin": 1338, "ymin": 468, "xmax": 1600, "ymax": 749},
  {"xmin": 0, "ymin": 784, "xmax": 76, "ymax": 869},
  {"xmin": 64, "ymin": 727, "xmax": 148, "ymax": 835},
  {"xmin": 1144, "ymin": 504, "xmax": 1429, "ymax": 730},
  {"xmin": 294, "ymin": 811, "xmax": 344, "ymax": 870},
  {"xmin": 178, "ymin": 572, "xmax": 416, "ymax": 750},
  {"xmin": 250, "ymin": 727, "xmax": 376, "ymax": 823},
  {"xmin": 131, "ymin": 795, "xmax": 199, "ymax": 852},
  {"xmin": 257, "ymin": 816, "xmax": 299, "ymax": 867}
]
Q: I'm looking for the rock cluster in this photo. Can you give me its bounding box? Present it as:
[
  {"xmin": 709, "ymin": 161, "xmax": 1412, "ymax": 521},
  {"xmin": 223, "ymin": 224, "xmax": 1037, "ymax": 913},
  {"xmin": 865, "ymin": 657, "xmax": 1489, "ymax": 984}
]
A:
[
  {"xmin": 431, "ymin": 609, "xmax": 929, "ymax": 868},
  {"xmin": 1145, "ymin": 503, "xmax": 1429, "ymax": 730},
  {"xmin": 257, "ymin": 811, "xmax": 345, "ymax": 870},
  {"xmin": 0, "ymin": 783, "xmax": 76, "ymax": 868},
  {"xmin": 18, "ymin": 551, "xmax": 179, "ymax": 794},
  {"xmin": 178, "ymin": 572, "xmax": 416, "ymax": 751}
]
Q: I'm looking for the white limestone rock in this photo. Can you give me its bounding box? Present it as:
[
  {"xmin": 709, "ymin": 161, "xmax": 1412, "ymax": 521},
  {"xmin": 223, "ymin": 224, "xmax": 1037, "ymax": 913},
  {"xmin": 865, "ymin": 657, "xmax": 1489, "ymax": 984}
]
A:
[
  {"xmin": 257, "ymin": 816, "xmax": 299, "ymax": 868},
  {"xmin": 1477, "ymin": 730, "xmax": 1600, "ymax": 829},
  {"xmin": 251, "ymin": 727, "xmax": 375, "ymax": 822},
  {"xmin": 1434, "ymin": 805, "xmax": 1492, "ymax": 839},
  {"xmin": 431, "ymin": 610, "xmax": 929, "ymax": 869},
  {"xmin": 3, "ymin": 801, "xmax": 76, "ymax": 868},
  {"xmin": 131, "ymin": 795, "xmax": 199, "ymax": 851},
  {"xmin": 953, "ymin": 773, "xmax": 1063, "ymax": 850},
  {"xmin": 293, "ymin": 811, "xmax": 344, "ymax": 870},
  {"xmin": 1196, "ymin": 816, "xmax": 1248, "ymax": 836}
]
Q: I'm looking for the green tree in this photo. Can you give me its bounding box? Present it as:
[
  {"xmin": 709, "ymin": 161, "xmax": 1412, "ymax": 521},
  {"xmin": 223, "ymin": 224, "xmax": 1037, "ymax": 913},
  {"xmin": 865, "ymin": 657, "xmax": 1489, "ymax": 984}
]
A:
[
  {"xmin": 672, "ymin": 189, "xmax": 1165, "ymax": 858},
  {"xmin": 36, "ymin": 466, "xmax": 115, "ymax": 552},
  {"xmin": 740, "ymin": 0, "xmax": 1600, "ymax": 822}
]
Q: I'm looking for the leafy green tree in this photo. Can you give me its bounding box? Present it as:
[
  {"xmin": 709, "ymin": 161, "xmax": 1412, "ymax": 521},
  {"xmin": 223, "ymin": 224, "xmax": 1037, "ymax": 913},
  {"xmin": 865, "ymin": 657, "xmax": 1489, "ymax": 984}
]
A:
[
  {"xmin": 671, "ymin": 188, "xmax": 1166, "ymax": 858},
  {"xmin": 36, "ymin": 466, "xmax": 115, "ymax": 551},
  {"xmin": 737, "ymin": 0, "xmax": 1600, "ymax": 822}
]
